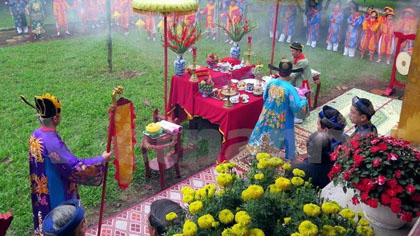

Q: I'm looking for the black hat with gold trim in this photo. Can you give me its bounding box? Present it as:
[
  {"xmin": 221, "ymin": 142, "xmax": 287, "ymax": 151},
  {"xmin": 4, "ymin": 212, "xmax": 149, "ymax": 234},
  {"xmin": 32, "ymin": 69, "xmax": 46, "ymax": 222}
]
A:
[
  {"xmin": 268, "ymin": 58, "xmax": 299, "ymax": 74},
  {"xmin": 289, "ymin": 41, "xmax": 304, "ymax": 51},
  {"xmin": 21, "ymin": 93, "xmax": 62, "ymax": 118}
]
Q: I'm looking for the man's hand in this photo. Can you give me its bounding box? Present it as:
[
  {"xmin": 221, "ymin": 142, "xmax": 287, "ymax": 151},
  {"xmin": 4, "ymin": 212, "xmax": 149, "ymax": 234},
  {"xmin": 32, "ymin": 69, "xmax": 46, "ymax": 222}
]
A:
[
  {"xmin": 102, "ymin": 151, "xmax": 112, "ymax": 163},
  {"xmin": 313, "ymin": 79, "xmax": 320, "ymax": 85}
]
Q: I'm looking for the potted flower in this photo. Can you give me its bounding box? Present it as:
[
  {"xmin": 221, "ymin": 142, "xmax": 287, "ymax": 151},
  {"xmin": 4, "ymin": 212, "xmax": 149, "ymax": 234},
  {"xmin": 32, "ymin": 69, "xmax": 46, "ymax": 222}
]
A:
[
  {"xmin": 328, "ymin": 134, "xmax": 420, "ymax": 229},
  {"xmin": 217, "ymin": 15, "xmax": 255, "ymax": 59},
  {"xmin": 165, "ymin": 153, "xmax": 374, "ymax": 236},
  {"xmin": 166, "ymin": 21, "xmax": 202, "ymax": 76}
]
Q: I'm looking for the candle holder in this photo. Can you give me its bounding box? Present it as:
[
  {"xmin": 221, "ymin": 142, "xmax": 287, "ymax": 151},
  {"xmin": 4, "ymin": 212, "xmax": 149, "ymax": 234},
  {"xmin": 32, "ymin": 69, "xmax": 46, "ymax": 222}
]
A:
[
  {"xmin": 244, "ymin": 41, "xmax": 254, "ymax": 66},
  {"xmin": 221, "ymin": 88, "xmax": 238, "ymax": 109},
  {"xmin": 189, "ymin": 52, "xmax": 198, "ymax": 82}
]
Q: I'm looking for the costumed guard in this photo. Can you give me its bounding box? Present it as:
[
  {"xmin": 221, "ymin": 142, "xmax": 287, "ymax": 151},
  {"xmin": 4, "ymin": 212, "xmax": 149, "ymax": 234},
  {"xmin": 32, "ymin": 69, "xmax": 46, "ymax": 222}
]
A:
[
  {"xmin": 278, "ymin": 3, "xmax": 297, "ymax": 44},
  {"xmin": 119, "ymin": 0, "xmax": 131, "ymax": 35},
  {"xmin": 27, "ymin": 0, "xmax": 45, "ymax": 40},
  {"xmin": 184, "ymin": 12, "xmax": 196, "ymax": 26},
  {"xmin": 343, "ymin": 6, "xmax": 363, "ymax": 57},
  {"xmin": 220, "ymin": 0, "xmax": 241, "ymax": 44},
  {"xmin": 268, "ymin": 3, "xmax": 282, "ymax": 39},
  {"xmin": 360, "ymin": 9, "xmax": 380, "ymax": 61},
  {"xmin": 326, "ymin": 2, "xmax": 343, "ymax": 51},
  {"xmin": 397, "ymin": 8, "xmax": 418, "ymax": 51},
  {"xmin": 349, "ymin": 96, "xmax": 377, "ymax": 138},
  {"xmin": 248, "ymin": 59, "xmax": 309, "ymax": 159},
  {"xmin": 378, "ymin": 6, "xmax": 393, "ymax": 25},
  {"xmin": 200, "ymin": 0, "xmax": 216, "ymax": 40},
  {"xmin": 306, "ymin": 5, "xmax": 320, "ymax": 48},
  {"xmin": 72, "ymin": 0, "xmax": 86, "ymax": 32},
  {"xmin": 21, "ymin": 94, "xmax": 111, "ymax": 235},
  {"xmin": 8, "ymin": 0, "xmax": 28, "ymax": 34},
  {"xmin": 144, "ymin": 14, "xmax": 156, "ymax": 40},
  {"xmin": 84, "ymin": 0, "xmax": 99, "ymax": 29},
  {"xmin": 377, "ymin": 11, "xmax": 396, "ymax": 64},
  {"xmin": 53, "ymin": 0, "xmax": 72, "ymax": 36}
]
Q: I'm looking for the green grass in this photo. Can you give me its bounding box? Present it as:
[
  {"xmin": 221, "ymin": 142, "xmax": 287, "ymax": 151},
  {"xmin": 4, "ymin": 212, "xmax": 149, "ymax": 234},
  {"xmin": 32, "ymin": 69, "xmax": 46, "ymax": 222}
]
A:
[
  {"xmin": 354, "ymin": 0, "xmax": 414, "ymax": 10},
  {"xmin": 0, "ymin": 3, "xmax": 394, "ymax": 235}
]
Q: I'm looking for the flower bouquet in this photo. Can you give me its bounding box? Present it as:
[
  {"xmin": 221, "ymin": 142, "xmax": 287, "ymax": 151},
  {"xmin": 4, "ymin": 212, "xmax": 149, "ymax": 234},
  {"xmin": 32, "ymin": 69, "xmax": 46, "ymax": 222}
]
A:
[
  {"xmin": 165, "ymin": 153, "xmax": 374, "ymax": 236},
  {"xmin": 328, "ymin": 134, "xmax": 420, "ymax": 225},
  {"xmin": 217, "ymin": 14, "xmax": 255, "ymax": 43}
]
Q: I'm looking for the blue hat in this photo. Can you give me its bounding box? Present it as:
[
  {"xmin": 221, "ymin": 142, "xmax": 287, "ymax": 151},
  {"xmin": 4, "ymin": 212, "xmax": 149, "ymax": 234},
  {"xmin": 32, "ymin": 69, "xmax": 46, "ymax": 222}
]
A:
[
  {"xmin": 319, "ymin": 105, "xmax": 346, "ymax": 130},
  {"xmin": 352, "ymin": 96, "xmax": 375, "ymax": 117},
  {"xmin": 42, "ymin": 199, "xmax": 85, "ymax": 236}
]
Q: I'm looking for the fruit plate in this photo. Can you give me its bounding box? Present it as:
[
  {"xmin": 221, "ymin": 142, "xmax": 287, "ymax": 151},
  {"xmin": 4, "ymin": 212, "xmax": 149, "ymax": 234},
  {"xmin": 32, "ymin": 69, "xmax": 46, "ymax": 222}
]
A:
[{"xmin": 143, "ymin": 128, "xmax": 166, "ymax": 139}]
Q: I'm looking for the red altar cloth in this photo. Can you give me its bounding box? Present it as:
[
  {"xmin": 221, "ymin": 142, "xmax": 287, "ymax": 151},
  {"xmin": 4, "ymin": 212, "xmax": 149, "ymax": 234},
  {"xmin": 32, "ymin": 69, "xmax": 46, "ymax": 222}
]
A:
[{"xmin": 169, "ymin": 69, "xmax": 263, "ymax": 163}]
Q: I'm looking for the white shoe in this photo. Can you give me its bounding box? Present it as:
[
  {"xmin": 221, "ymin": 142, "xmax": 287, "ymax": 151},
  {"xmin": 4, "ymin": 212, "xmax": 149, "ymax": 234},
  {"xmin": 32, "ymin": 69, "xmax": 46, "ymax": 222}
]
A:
[
  {"xmin": 212, "ymin": 37, "xmax": 216, "ymax": 41},
  {"xmin": 326, "ymin": 43, "xmax": 332, "ymax": 51},
  {"xmin": 311, "ymin": 41, "xmax": 316, "ymax": 48},
  {"xmin": 343, "ymin": 47, "xmax": 348, "ymax": 56},
  {"xmin": 65, "ymin": 31, "xmax": 71, "ymax": 35},
  {"xmin": 152, "ymin": 37, "xmax": 156, "ymax": 41},
  {"xmin": 286, "ymin": 35, "xmax": 292, "ymax": 43},
  {"xmin": 306, "ymin": 40, "xmax": 311, "ymax": 46},
  {"xmin": 269, "ymin": 31, "xmax": 273, "ymax": 39},
  {"xmin": 124, "ymin": 31, "xmax": 129, "ymax": 36},
  {"xmin": 349, "ymin": 48, "xmax": 356, "ymax": 57},
  {"xmin": 386, "ymin": 60, "xmax": 390, "ymax": 65},
  {"xmin": 333, "ymin": 43, "xmax": 339, "ymax": 52},
  {"xmin": 17, "ymin": 27, "xmax": 22, "ymax": 34},
  {"xmin": 278, "ymin": 33, "xmax": 285, "ymax": 42},
  {"xmin": 96, "ymin": 24, "xmax": 100, "ymax": 28},
  {"xmin": 92, "ymin": 25, "xmax": 96, "ymax": 29},
  {"xmin": 56, "ymin": 31, "xmax": 61, "ymax": 37},
  {"xmin": 23, "ymin": 26, "xmax": 28, "ymax": 33},
  {"xmin": 376, "ymin": 59, "xmax": 381, "ymax": 63},
  {"xmin": 225, "ymin": 39, "xmax": 230, "ymax": 43},
  {"xmin": 146, "ymin": 36, "xmax": 150, "ymax": 40},
  {"xmin": 205, "ymin": 35, "xmax": 210, "ymax": 39},
  {"xmin": 294, "ymin": 117, "xmax": 303, "ymax": 124}
]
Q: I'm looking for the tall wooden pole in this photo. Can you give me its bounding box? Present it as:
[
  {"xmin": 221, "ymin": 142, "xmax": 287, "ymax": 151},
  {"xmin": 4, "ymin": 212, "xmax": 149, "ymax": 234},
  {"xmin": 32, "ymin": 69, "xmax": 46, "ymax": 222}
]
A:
[
  {"xmin": 269, "ymin": 0, "xmax": 280, "ymax": 75},
  {"xmin": 164, "ymin": 15, "xmax": 168, "ymax": 119},
  {"xmin": 106, "ymin": 0, "xmax": 113, "ymax": 72},
  {"xmin": 397, "ymin": 28, "xmax": 420, "ymax": 145}
]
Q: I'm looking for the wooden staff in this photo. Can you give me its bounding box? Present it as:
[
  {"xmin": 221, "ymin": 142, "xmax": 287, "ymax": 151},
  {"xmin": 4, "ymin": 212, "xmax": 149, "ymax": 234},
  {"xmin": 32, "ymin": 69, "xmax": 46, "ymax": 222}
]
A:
[{"xmin": 97, "ymin": 86, "xmax": 123, "ymax": 236}]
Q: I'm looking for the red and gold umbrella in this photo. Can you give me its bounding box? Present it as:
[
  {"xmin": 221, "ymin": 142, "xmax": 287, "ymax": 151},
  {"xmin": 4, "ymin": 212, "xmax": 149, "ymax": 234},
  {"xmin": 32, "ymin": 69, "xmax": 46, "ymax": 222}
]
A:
[{"xmin": 132, "ymin": 0, "xmax": 198, "ymax": 119}]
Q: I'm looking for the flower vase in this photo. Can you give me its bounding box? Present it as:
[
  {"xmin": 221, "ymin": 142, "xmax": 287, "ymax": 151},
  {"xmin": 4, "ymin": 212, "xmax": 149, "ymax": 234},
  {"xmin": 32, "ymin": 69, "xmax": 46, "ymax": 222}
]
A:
[
  {"xmin": 174, "ymin": 54, "xmax": 186, "ymax": 76},
  {"xmin": 230, "ymin": 43, "xmax": 241, "ymax": 59},
  {"xmin": 362, "ymin": 203, "xmax": 406, "ymax": 229}
]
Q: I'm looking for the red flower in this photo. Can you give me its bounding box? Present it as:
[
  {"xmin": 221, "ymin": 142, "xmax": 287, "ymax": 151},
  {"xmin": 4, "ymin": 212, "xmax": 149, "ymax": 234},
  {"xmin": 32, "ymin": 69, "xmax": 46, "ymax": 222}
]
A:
[
  {"xmin": 343, "ymin": 168, "xmax": 354, "ymax": 181},
  {"xmin": 376, "ymin": 176, "xmax": 386, "ymax": 185},
  {"xmin": 416, "ymin": 151, "xmax": 420, "ymax": 161},
  {"xmin": 400, "ymin": 212, "xmax": 413, "ymax": 222},
  {"xmin": 361, "ymin": 191, "xmax": 369, "ymax": 201},
  {"xmin": 394, "ymin": 184, "xmax": 404, "ymax": 194},
  {"xmin": 386, "ymin": 188, "xmax": 397, "ymax": 197},
  {"xmin": 366, "ymin": 198, "xmax": 379, "ymax": 208},
  {"xmin": 330, "ymin": 150, "xmax": 338, "ymax": 162},
  {"xmin": 354, "ymin": 148, "xmax": 361, "ymax": 156},
  {"xmin": 370, "ymin": 138, "xmax": 380, "ymax": 145},
  {"xmin": 378, "ymin": 142, "xmax": 388, "ymax": 151},
  {"xmin": 370, "ymin": 146, "xmax": 380, "ymax": 153},
  {"xmin": 395, "ymin": 170, "xmax": 401, "ymax": 178},
  {"xmin": 381, "ymin": 193, "xmax": 391, "ymax": 205},
  {"xmin": 351, "ymin": 139, "xmax": 360, "ymax": 149},
  {"xmin": 387, "ymin": 179, "xmax": 398, "ymax": 188},
  {"xmin": 390, "ymin": 197, "xmax": 402, "ymax": 214},
  {"xmin": 387, "ymin": 153, "xmax": 399, "ymax": 161},
  {"xmin": 372, "ymin": 158, "xmax": 381, "ymax": 167},
  {"xmin": 406, "ymin": 184, "xmax": 416, "ymax": 194},
  {"xmin": 353, "ymin": 155, "xmax": 364, "ymax": 167},
  {"xmin": 412, "ymin": 194, "xmax": 420, "ymax": 202},
  {"xmin": 352, "ymin": 197, "xmax": 360, "ymax": 205}
]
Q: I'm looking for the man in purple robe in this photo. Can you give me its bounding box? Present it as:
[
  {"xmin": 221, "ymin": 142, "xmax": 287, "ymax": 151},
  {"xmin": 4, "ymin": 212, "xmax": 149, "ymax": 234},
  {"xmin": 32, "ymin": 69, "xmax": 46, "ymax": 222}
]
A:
[{"xmin": 21, "ymin": 93, "xmax": 111, "ymax": 235}]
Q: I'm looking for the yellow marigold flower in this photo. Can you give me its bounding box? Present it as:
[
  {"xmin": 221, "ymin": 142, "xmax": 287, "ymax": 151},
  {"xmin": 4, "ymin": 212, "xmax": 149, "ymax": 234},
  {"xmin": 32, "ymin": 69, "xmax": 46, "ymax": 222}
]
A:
[
  {"xmin": 195, "ymin": 188, "xmax": 207, "ymax": 200},
  {"xmin": 212, "ymin": 221, "xmax": 220, "ymax": 228},
  {"xmin": 321, "ymin": 225, "xmax": 336, "ymax": 236},
  {"xmin": 291, "ymin": 177, "xmax": 305, "ymax": 186},
  {"xmin": 298, "ymin": 220, "xmax": 318, "ymax": 236},
  {"xmin": 356, "ymin": 226, "xmax": 373, "ymax": 236},
  {"xmin": 292, "ymin": 168, "xmax": 306, "ymax": 177},
  {"xmin": 340, "ymin": 208, "xmax": 356, "ymax": 220},
  {"xmin": 254, "ymin": 173, "xmax": 264, "ymax": 180},
  {"xmin": 334, "ymin": 226, "xmax": 346, "ymax": 234},
  {"xmin": 267, "ymin": 157, "xmax": 284, "ymax": 167},
  {"xmin": 232, "ymin": 223, "xmax": 249, "ymax": 236},
  {"xmin": 359, "ymin": 218, "xmax": 370, "ymax": 226},
  {"xmin": 284, "ymin": 217, "xmax": 292, "ymax": 224},
  {"xmin": 321, "ymin": 201, "xmax": 341, "ymax": 214},
  {"xmin": 198, "ymin": 214, "xmax": 215, "ymax": 229},
  {"xmin": 216, "ymin": 164, "xmax": 228, "ymax": 173},
  {"xmin": 291, "ymin": 233, "xmax": 302, "ymax": 236},
  {"xmin": 275, "ymin": 177, "xmax": 291, "ymax": 190},
  {"xmin": 303, "ymin": 203, "xmax": 321, "ymax": 217},
  {"xmin": 183, "ymin": 194, "xmax": 194, "ymax": 204},
  {"xmin": 235, "ymin": 211, "xmax": 251, "ymax": 226},
  {"xmin": 183, "ymin": 220, "xmax": 198, "ymax": 236},
  {"xmin": 256, "ymin": 152, "xmax": 270, "ymax": 161},
  {"xmin": 189, "ymin": 201, "xmax": 203, "ymax": 215},
  {"xmin": 249, "ymin": 228, "xmax": 265, "ymax": 236},
  {"xmin": 217, "ymin": 189, "xmax": 225, "ymax": 196},
  {"xmin": 357, "ymin": 212, "xmax": 364, "ymax": 218},
  {"xmin": 258, "ymin": 158, "xmax": 270, "ymax": 168},
  {"xmin": 173, "ymin": 234, "xmax": 183, "ymax": 236},
  {"xmin": 204, "ymin": 184, "xmax": 216, "ymax": 197},
  {"xmin": 219, "ymin": 209, "xmax": 234, "ymax": 224},
  {"xmin": 282, "ymin": 163, "xmax": 292, "ymax": 171},
  {"xmin": 257, "ymin": 163, "xmax": 265, "ymax": 169},
  {"xmin": 165, "ymin": 212, "xmax": 178, "ymax": 221},
  {"xmin": 181, "ymin": 186, "xmax": 195, "ymax": 196},
  {"xmin": 269, "ymin": 184, "xmax": 282, "ymax": 194},
  {"xmin": 217, "ymin": 173, "xmax": 233, "ymax": 187},
  {"xmin": 227, "ymin": 162, "xmax": 235, "ymax": 169},
  {"xmin": 222, "ymin": 228, "xmax": 235, "ymax": 236},
  {"xmin": 241, "ymin": 185, "xmax": 264, "ymax": 201}
]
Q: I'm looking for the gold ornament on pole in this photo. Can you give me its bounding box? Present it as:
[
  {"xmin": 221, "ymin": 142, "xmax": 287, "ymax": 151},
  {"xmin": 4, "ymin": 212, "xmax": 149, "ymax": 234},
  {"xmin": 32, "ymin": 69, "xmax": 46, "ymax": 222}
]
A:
[
  {"xmin": 244, "ymin": 36, "xmax": 254, "ymax": 66},
  {"xmin": 190, "ymin": 47, "xmax": 198, "ymax": 82}
]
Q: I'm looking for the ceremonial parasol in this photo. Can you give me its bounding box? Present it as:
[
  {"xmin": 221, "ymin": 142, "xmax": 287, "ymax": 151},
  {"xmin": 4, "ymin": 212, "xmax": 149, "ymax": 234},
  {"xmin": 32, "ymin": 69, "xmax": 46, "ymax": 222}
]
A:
[{"xmin": 131, "ymin": 0, "xmax": 198, "ymax": 119}]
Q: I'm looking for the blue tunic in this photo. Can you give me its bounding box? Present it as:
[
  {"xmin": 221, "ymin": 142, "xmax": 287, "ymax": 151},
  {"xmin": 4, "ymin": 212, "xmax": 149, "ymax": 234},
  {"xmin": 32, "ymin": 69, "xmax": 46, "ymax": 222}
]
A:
[
  {"xmin": 248, "ymin": 79, "xmax": 309, "ymax": 159},
  {"xmin": 344, "ymin": 13, "xmax": 363, "ymax": 48},
  {"xmin": 327, "ymin": 10, "xmax": 344, "ymax": 44}
]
